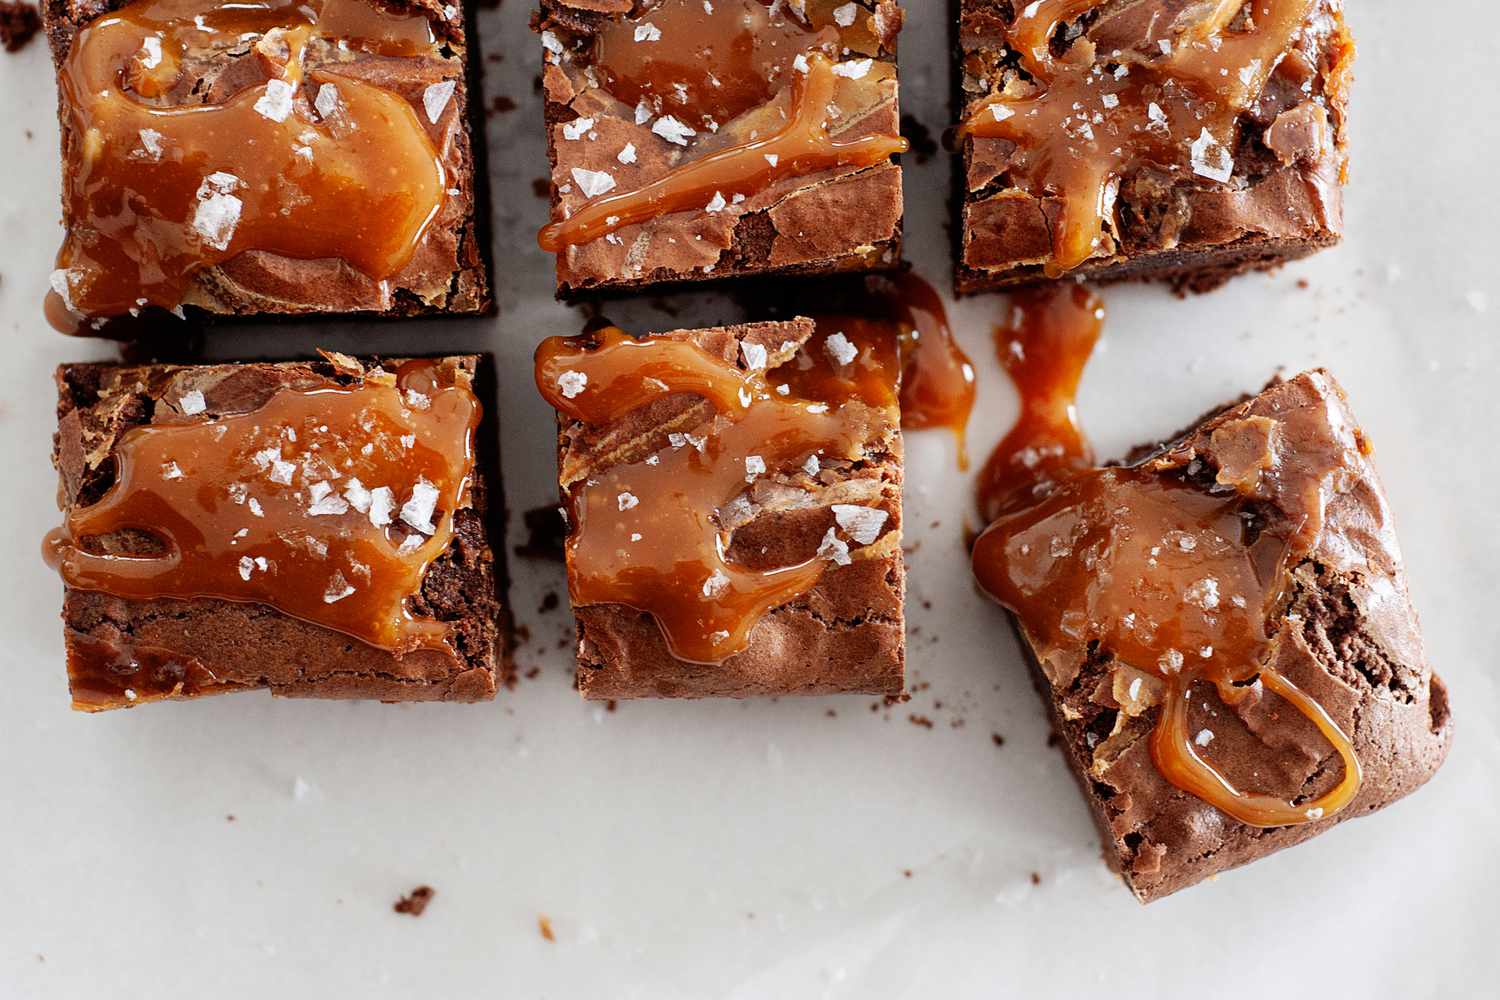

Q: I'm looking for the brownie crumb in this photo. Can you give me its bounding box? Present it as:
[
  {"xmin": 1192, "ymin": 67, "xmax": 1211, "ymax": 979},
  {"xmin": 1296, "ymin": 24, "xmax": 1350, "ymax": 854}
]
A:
[
  {"xmin": 489, "ymin": 95, "xmax": 517, "ymax": 114},
  {"xmin": 899, "ymin": 113, "xmax": 937, "ymax": 164},
  {"xmin": 825, "ymin": 708, "xmax": 837, "ymax": 718},
  {"xmin": 908, "ymin": 714, "xmax": 934, "ymax": 729},
  {"xmin": 514, "ymin": 504, "xmax": 566, "ymax": 560},
  {"xmin": 531, "ymin": 177, "xmax": 551, "ymax": 199},
  {"xmin": 991, "ymin": 733, "xmax": 1006, "ymax": 748},
  {"xmin": 605, "ymin": 699, "xmax": 617, "ymax": 713},
  {"xmin": 537, "ymin": 915, "xmax": 556, "ymax": 942},
  {"xmin": 539, "ymin": 591, "xmax": 560, "ymax": 614},
  {"xmin": 1046, "ymin": 732, "xmax": 1061, "ymax": 748},
  {"xmin": 0, "ymin": 2, "xmax": 39, "ymax": 53},
  {"xmin": 225, "ymin": 814, "xmax": 236, "ymax": 822},
  {"xmin": 1030, "ymin": 872, "xmax": 1042, "ymax": 886},
  {"xmin": 902, "ymin": 869, "xmax": 913, "ymax": 878},
  {"xmin": 524, "ymin": 666, "xmax": 541, "ymax": 680},
  {"xmin": 394, "ymin": 886, "xmax": 435, "ymax": 917}
]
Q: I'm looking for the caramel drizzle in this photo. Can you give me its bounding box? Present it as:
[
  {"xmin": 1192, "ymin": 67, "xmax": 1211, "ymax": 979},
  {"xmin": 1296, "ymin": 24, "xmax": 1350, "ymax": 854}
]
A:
[
  {"xmin": 884, "ymin": 272, "xmax": 977, "ymax": 470},
  {"xmin": 970, "ymin": 286, "xmax": 1360, "ymax": 827},
  {"xmin": 976, "ymin": 284, "xmax": 1102, "ymax": 523},
  {"xmin": 48, "ymin": 0, "xmax": 448, "ymax": 328},
  {"xmin": 958, "ymin": 0, "xmax": 1316, "ymax": 275},
  {"xmin": 536, "ymin": 326, "xmax": 890, "ymax": 664},
  {"xmin": 537, "ymin": 52, "xmax": 908, "ymax": 252},
  {"xmin": 46, "ymin": 363, "xmax": 479, "ymax": 662}
]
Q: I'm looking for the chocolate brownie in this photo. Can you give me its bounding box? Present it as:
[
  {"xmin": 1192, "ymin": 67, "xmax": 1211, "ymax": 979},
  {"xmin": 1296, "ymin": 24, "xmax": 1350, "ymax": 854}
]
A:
[
  {"xmin": 49, "ymin": 353, "xmax": 510, "ymax": 709},
  {"xmin": 980, "ymin": 371, "xmax": 1452, "ymax": 901},
  {"xmin": 544, "ymin": 318, "xmax": 905, "ymax": 699},
  {"xmin": 953, "ymin": 0, "xmax": 1353, "ymax": 294},
  {"xmin": 42, "ymin": 0, "xmax": 490, "ymax": 329},
  {"xmin": 536, "ymin": 0, "xmax": 906, "ymax": 297}
]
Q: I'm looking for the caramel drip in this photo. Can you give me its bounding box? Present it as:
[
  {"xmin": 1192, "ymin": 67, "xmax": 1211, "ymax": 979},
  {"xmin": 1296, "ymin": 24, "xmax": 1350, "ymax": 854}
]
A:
[
  {"xmin": 594, "ymin": 0, "xmax": 837, "ymax": 126},
  {"xmin": 537, "ymin": 52, "xmax": 908, "ymax": 252},
  {"xmin": 883, "ymin": 272, "xmax": 976, "ymax": 469},
  {"xmin": 976, "ymin": 285, "xmax": 1102, "ymax": 522},
  {"xmin": 46, "ymin": 362, "xmax": 480, "ymax": 659},
  {"xmin": 958, "ymin": 0, "xmax": 1317, "ymax": 275},
  {"xmin": 47, "ymin": 0, "xmax": 447, "ymax": 330},
  {"xmin": 536, "ymin": 326, "xmax": 892, "ymax": 664},
  {"xmin": 969, "ymin": 287, "xmax": 1360, "ymax": 827},
  {"xmin": 64, "ymin": 633, "xmax": 238, "ymax": 712}
]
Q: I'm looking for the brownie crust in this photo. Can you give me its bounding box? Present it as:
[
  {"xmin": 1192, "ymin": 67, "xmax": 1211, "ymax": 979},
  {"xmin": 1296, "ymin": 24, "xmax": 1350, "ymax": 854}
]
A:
[
  {"xmin": 42, "ymin": 0, "xmax": 492, "ymax": 318},
  {"xmin": 1016, "ymin": 371, "xmax": 1452, "ymax": 901},
  {"xmin": 52, "ymin": 354, "xmax": 511, "ymax": 704},
  {"xmin": 557, "ymin": 319, "xmax": 906, "ymax": 699},
  {"xmin": 537, "ymin": 0, "xmax": 905, "ymax": 298},
  {"xmin": 953, "ymin": 0, "xmax": 1350, "ymax": 295}
]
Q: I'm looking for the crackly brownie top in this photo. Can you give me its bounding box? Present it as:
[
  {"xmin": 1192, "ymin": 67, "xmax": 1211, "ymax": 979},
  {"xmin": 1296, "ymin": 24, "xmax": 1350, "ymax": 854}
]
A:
[
  {"xmin": 49, "ymin": 353, "xmax": 483, "ymax": 659},
  {"xmin": 536, "ymin": 0, "xmax": 905, "ymax": 285},
  {"xmin": 536, "ymin": 317, "xmax": 902, "ymax": 664},
  {"xmin": 45, "ymin": 0, "xmax": 474, "ymax": 328},
  {"xmin": 957, "ymin": 0, "xmax": 1354, "ymax": 275}
]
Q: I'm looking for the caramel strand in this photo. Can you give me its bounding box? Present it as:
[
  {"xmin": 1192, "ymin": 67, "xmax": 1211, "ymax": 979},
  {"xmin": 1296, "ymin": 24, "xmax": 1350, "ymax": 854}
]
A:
[
  {"xmin": 884, "ymin": 272, "xmax": 976, "ymax": 470},
  {"xmin": 536, "ymin": 325, "xmax": 895, "ymax": 664},
  {"xmin": 970, "ymin": 287, "xmax": 1361, "ymax": 827},
  {"xmin": 958, "ymin": 0, "xmax": 1319, "ymax": 275},
  {"xmin": 47, "ymin": 0, "xmax": 449, "ymax": 330},
  {"xmin": 46, "ymin": 362, "xmax": 480, "ymax": 673},
  {"xmin": 538, "ymin": 52, "xmax": 908, "ymax": 252}
]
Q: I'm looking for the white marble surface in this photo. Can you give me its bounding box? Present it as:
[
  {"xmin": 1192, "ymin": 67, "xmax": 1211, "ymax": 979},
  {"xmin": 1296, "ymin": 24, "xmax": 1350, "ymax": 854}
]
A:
[{"xmin": 1, "ymin": 3, "xmax": 1496, "ymax": 998}]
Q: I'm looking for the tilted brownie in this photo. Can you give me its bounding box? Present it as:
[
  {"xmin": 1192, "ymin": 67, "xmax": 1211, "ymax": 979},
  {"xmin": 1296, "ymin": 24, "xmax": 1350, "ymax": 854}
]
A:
[
  {"xmin": 973, "ymin": 370, "xmax": 1452, "ymax": 901},
  {"xmin": 42, "ymin": 0, "xmax": 490, "ymax": 331},
  {"xmin": 48, "ymin": 354, "xmax": 509, "ymax": 709},
  {"xmin": 536, "ymin": 318, "xmax": 905, "ymax": 699},
  {"xmin": 953, "ymin": 0, "xmax": 1353, "ymax": 294},
  {"xmin": 535, "ymin": 0, "xmax": 907, "ymax": 297}
]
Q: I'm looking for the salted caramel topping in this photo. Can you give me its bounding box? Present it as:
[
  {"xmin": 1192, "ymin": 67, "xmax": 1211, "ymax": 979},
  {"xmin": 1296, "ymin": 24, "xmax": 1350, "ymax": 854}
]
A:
[
  {"xmin": 537, "ymin": 50, "xmax": 907, "ymax": 251},
  {"xmin": 46, "ymin": 362, "xmax": 480, "ymax": 668},
  {"xmin": 47, "ymin": 0, "xmax": 448, "ymax": 330},
  {"xmin": 536, "ymin": 324, "xmax": 895, "ymax": 664},
  {"xmin": 976, "ymin": 284, "xmax": 1102, "ymax": 523},
  {"xmin": 883, "ymin": 272, "xmax": 976, "ymax": 469},
  {"xmin": 959, "ymin": 0, "xmax": 1320, "ymax": 275},
  {"xmin": 970, "ymin": 287, "xmax": 1360, "ymax": 827}
]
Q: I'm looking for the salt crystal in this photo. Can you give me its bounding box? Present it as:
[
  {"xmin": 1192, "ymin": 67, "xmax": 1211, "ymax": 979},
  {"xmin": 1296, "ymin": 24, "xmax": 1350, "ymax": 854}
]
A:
[
  {"xmin": 652, "ymin": 115, "xmax": 696, "ymax": 145},
  {"xmin": 831, "ymin": 504, "xmax": 888, "ymax": 545},
  {"xmin": 705, "ymin": 191, "xmax": 727, "ymax": 213},
  {"xmin": 618, "ymin": 492, "xmax": 639, "ymax": 511},
  {"xmin": 49, "ymin": 269, "xmax": 79, "ymax": 312},
  {"xmin": 249, "ymin": 498, "xmax": 264, "ymax": 517},
  {"xmin": 397, "ymin": 533, "xmax": 424, "ymax": 555},
  {"xmin": 570, "ymin": 167, "xmax": 617, "ymax": 198},
  {"xmin": 562, "ymin": 117, "xmax": 595, "ymax": 141},
  {"xmin": 990, "ymin": 104, "xmax": 1014, "ymax": 122},
  {"xmin": 191, "ymin": 172, "xmax": 243, "ymax": 251},
  {"xmin": 765, "ymin": 153, "xmax": 779, "ymax": 167},
  {"xmin": 793, "ymin": 53, "xmax": 809, "ymax": 74},
  {"xmin": 744, "ymin": 455, "xmax": 766, "ymax": 481},
  {"xmin": 540, "ymin": 30, "xmax": 563, "ymax": 56},
  {"xmin": 323, "ymin": 571, "xmax": 355, "ymax": 604},
  {"xmin": 253, "ymin": 78, "xmax": 296, "ymax": 123},
  {"xmin": 634, "ymin": 22, "xmax": 662, "ymax": 42},
  {"xmin": 238, "ymin": 556, "xmax": 255, "ymax": 581},
  {"xmin": 368, "ymin": 486, "xmax": 396, "ymax": 528},
  {"xmin": 816, "ymin": 527, "xmax": 851, "ymax": 566},
  {"xmin": 1158, "ymin": 649, "xmax": 1184, "ymax": 673},
  {"xmin": 557, "ymin": 370, "xmax": 588, "ymax": 398},
  {"xmin": 306, "ymin": 481, "xmax": 350, "ymax": 516},
  {"xmin": 832, "ymin": 2, "xmax": 858, "ymax": 26},
  {"xmin": 161, "ymin": 461, "xmax": 183, "ymax": 480},
  {"xmin": 140, "ymin": 35, "xmax": 162, "ymax": 68},
  {"xmin": 617, "ymin": 142, "xmax": 637, "ymax": 164},
  {"xmin": 1195, "ymin": 729, "xmax": 1214, "ymax": 747},
  {"xmin": 824, "ymin": 331, "xmax": 858, "ymax": 365},
  {"xmin": 423, "ymin": 80, "xmax": 457, "ymax": 125},
  {"xmin": 1189, "ymin": 127, "xmax": 1234, "ymax": 184},
  {"xmin": 635, "ymin": 100, "xmax": 653, "ymax": 125},
  {"xmin": 404, "ymin": 388, "xmax": 430, "ymax": 410},
  {"xmin": 741, "ymin": 342, "xmax": 767, "ymax": 370},
  {"xmin": 802, "ymin": 454, "xmax": 819, "ymax": 476},
  {"xmin": 400, "ymin": 479, "xmax": 439, "ymax": 534},
  {"xmin": 135, "ymin": 128, "xmax": 165, "ymax": 161},
  {"xmin": 702, "ymin": 569, "xmax": 730, "ymax": 598},
  {"xmin": 315, "ymin": 83, "xmax": 340, "ymax": 120},
  {"xmin": 343, "ymin": 478, "xmax": 372, "ymax": 513},
  {"xmin": 1184, "ymin": 576, "xmax": 1220, "ymax": 610},
  {"xmin": 832, "ymin": 59, "xmax": 872, "ymax": 80},
  {"xmin": 178, "ymin": 389, "xmax": 205, "ymax": 415},
  {"xmin": 1100, "ymin": 93, "xmax": 1119, "ymax": 109}
]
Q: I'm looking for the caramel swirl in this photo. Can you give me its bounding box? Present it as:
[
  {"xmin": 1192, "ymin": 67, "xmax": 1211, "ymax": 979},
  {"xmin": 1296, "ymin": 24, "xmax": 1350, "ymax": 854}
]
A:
[
  {"xmin": 536, "ymin": 325, "xmax": 896, "ymax": 664},
  {"xmin": 46, "ymin": 362, "xmax": 480, "ymax": 661},
  {"xmin": 958, "ymin": 0, "xmax": 1322, "ymax": 275},
  {"xmin": 538, "ymin": 52, "xmax": 907, "ymax": 252},
  {"xmin": 970, "ymin": 286, "xmax": 1360, "ymax": 827},
  {"xmin": 47, "ymin": 0, "xmax": 448, "ymax": 329}
]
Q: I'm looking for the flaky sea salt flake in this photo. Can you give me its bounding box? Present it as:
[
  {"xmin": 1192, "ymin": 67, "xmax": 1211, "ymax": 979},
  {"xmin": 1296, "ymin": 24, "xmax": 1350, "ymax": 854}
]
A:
[
  {"xmin": 570, "ymin": 167, "xmax": 617, "ymax": 198},
  {"xmin": 253, "ymin": 78, "xmax": 296, "ymax": 123},
  {"xmin": 400, "ymin": 479, "xmax": 440, "ymax": 534},
  {"xmin": 423, "ymin": 80, "xmax": 457, "ymax": 124},
  {"xmin": 832, "ymin": 504, "xmax": 888, "ymax": 545}
]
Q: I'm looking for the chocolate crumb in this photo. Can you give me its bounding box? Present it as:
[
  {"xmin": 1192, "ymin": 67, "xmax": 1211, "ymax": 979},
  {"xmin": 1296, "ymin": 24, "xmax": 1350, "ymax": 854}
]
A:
[
  {"xmin": 532, "ymin": 177, "xmax": 551, "ymax": 199},
  {"xmin": 902, "ymin": 869, "xmax": 913, "ymax": 878},
  {"xmin": 605, "ymin": 699, "xmax": 617, "ymax": 713},
  {"xmin": 825, "ymin": 708, "xmax": 837, "ymax": 718},
  {"xmin": 489, "ymin": 95, "xmax": 517, "ymax": 114},
  {"xmin": 1046, "ymin": 732, "xmax": 1061, "ymax": 748},
  {"xmin": 394, "ymin": 886, "xmax": 435, "ymax": 917},
  {"xmin": 909, "ymin": 714, "xmax": 934, "ymax": 729},
  {"xmin": 899, "ymin": 113, "xmax": 938, "ymax": 164},
  {"xmin": 991, "ymin": 733, "xmax": 1006, "ymax": 747},
  {"xmin": 0, "ymin": 2, "xmax": 39, "ymax": 53},
  {"xmin": 225, "ymin": 814, "xmax": 236, "ymax": 822},
  {"xmin": 524, "ymin": 667, "xmax": 541, "ymax": 680},
  {"xmin": 1030, "ymin": 872, "xmax": 1042, "ymax": 886},
  {"xmin": 538, "ymin": 915, "xmax": 556, "ymax": 942},
  {"xmin": 539, "ymin": 590, "xmax": 560, "ymax": 614},
  {"xmin": 514, "ymin": 504, "xmax": 566, "ymax": 560}
]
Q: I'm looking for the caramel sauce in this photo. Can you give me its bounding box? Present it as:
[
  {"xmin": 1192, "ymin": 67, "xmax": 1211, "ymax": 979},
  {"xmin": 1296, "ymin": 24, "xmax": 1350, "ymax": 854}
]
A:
[
  {"xmin": 536, "ymin": 325, "xmax": 895, "ymax": 664},
  {"xmin": 537, "ymin": 50, "xmax": 907, "ymax": 251},
  {"xmin": 47, "ymin": 0, "xmax": 448, "ymax": 330},
  {"xmin": 594, "ymin": 0, "xmax": 837, "ymax": 126},
  {"xmin": 970, "ymin": 286, "xmax": 1360, "ymax": 827},
  {"xmin": 46, "ymin": 362, "xmax": 480, "ymax": 671},
  {"xmin": 65, "ymin": 633, "xmax": 239, "ymax": 711},
  {"xmin": 976, "ymin": 284, "xmax": 1102, "ymax": 523},
  {"xmin": 959, "ymin": 0, "xmax": 1318, "ymax": 275},
  {"xmin": 883, "ymin": 272, "xmax": 976, "ymax": 469}
]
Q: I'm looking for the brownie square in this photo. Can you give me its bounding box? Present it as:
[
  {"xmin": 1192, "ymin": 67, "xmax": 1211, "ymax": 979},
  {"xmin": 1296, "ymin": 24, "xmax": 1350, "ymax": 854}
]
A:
[
  {"xmin": 953, "ymin": 0, "xmax": 1353, "ymax": 294},
  {"xmin": 50, "ymin": 354, "xmax": 510, "ymax": 709},
  {"xmin": 554, "ymin": 319, "xmax": 905, "ymax": 699},
  {"xmin": 536, "ymin": 0, "xmax": 905, "ymax": 297},
  {"xmin": 997, "ymin": 371, "xmax": 1452, "ymax": 901},
  {"xmin": 42, "ymin": 0, "xmax": 490, "ymax": 322}
]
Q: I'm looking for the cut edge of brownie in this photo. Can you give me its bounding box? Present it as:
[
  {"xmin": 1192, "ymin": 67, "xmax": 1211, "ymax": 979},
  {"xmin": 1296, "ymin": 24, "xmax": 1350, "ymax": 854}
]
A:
[
  {"xmin": 51, "ymin": 353, "xmax": 512, "ymax": 707},
  {"xmin": 1004, "ymin": 370, "xmax": 1453, "ymax": 902},
  {"xmin": 41, "ymin": 0, "xmax": 493, "ymax": 322},
  {"xmin": 556, "ymin": 318, "xmax": 906, "ymax": 700}
]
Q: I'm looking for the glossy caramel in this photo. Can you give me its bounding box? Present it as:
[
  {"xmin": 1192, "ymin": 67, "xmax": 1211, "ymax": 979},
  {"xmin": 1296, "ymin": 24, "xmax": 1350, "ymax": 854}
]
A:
[
  {"xmin": 976, "ymin": 284, "xmax": 1102, "ymax": 522},
  {"xmin": 46, "ymin": 362, "xmax": 480, "ymax": 688},
  {"xmin": 536, "ymin": 325, "xmax": 894, "ymax": 664},
  {"xmin": 883, "ymin": 272, "xmax": 976, "ymax": 469},
  {"xmin": 48, "ymin": 0, "xmax": 447, "ymax": 329},
  {"xmin": 538, "ymin": 51, "xmax": 907, "ymax": 251},
  {"xmin": 970, "ymin": 286, "xmax": 1360, "ymax": 827},
  {"xmin": 959, "ymin": 0, "xmax": 1320, "ymax": 275}
]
